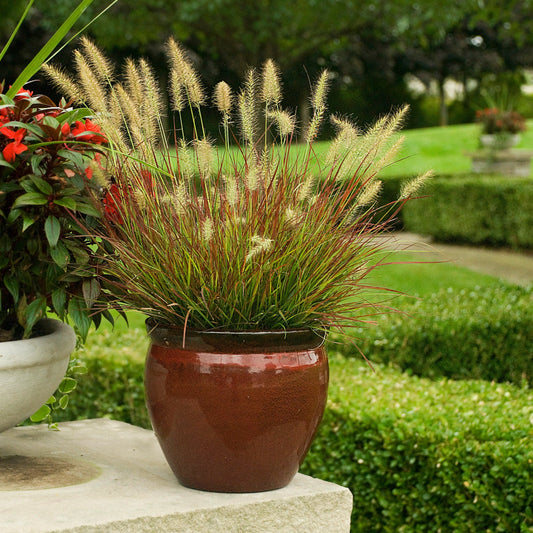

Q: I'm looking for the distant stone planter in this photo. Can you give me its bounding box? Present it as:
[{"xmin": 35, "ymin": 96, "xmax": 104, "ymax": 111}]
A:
[
  {"xmin": 467, "ymin": 149, "xmax": 533, "ymax": 177},
  {"xmin": 479, "ymin": 133, "xmax": 521, "ymax": 150},
  {"xmin": 0, "ymin": 319, "xmax": 75, "ymax": 433}
]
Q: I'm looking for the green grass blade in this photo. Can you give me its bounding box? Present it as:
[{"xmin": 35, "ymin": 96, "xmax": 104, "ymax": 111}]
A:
[
  {"xmin": 0, "ymin": 0, "xmax": 34, "ymax": 64},
  {"xmin": 6, "ymin": 0, "xmax": 95, "ymax": 98}
]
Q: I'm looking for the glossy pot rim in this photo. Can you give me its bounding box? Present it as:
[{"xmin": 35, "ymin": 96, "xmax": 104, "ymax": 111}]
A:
[{"xmin": 146, "ymin": 320, "xmax": 327, "ymax": 352}]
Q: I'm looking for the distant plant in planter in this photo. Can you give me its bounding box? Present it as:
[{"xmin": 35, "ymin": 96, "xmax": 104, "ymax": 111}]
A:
[
  {"xmin": 475, "ymin": 107, "xmax": 526, "ymax": 149},
  {"xmin": 45, "ymin": 38, "xmax": 430, "ymax": 492}
]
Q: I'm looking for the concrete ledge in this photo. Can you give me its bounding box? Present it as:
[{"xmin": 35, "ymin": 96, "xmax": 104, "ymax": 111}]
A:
[
  {"xmin": 466, "ymin": 149, "xmax": 533, "ymax": 177},
  {"xmin": 0, "ymin": 419, "xmax": 352, "ymax": 533}
]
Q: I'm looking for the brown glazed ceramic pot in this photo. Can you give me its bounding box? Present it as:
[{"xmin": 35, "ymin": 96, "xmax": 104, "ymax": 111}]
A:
[{"xmin": 144, "ymin": 325, "xmax": 328, "ymax": 493}]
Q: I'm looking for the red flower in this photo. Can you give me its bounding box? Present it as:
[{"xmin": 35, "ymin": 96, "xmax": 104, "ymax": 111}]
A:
[
  {"xmin": 1, "ymin": 127, "xmax": 28, "ymax": 162},
  {"xmin": 103, "ymin": 184, "xmax": 123, "ymax": 224},
  {"xmin": 61, "ymin": 122, "xmax": 71, "ymax": 137},
  {"xmin": 71, "ymin": 119, "xmax": 107, "ymax": 144},
  {"xmin": 0, "ymin": 108, "xmax": 10, "ymax": 125},
  {"xmin": 14, "ymin": 87, "xmax": 33, "ymax": 100}
]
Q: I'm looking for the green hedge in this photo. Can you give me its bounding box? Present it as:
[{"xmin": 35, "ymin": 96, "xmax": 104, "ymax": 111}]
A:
[
  {"xmin": 399, "ymin": 175, "xmax": 533, "ymax": 249},
  {"xmin": 301, "ymin": 356, "xmax": 532, "ymax": 532},
  {"xmin": 332, "ymin": 285, "xmax": 533, "ymax": 386},
  {"xmin": 50, "ymin": 352, "xmax": 532, "ymax": 532}
]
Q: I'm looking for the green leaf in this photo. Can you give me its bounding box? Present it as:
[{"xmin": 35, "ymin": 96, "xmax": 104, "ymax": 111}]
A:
[
  {"xmin": 44, "ymin": 215, "xmax": 61, "ymax": 247},
  {"xmin": 2, "ymin": 121, "xmax": 42, "ymax": 137},
  {"xmin": 29, "ymin": 175, "xmax": 53, "ymax": 195},
  {"xmin": 31, "ymin": 154, "xmax": 46, "ymax": 176},
  {"xmin": 74, "ymin": 201, "xmax": 101, "ymax": 217},
  {"xmin": 68, "ymin": 298, "xmax": 91, "ymax": 342},
  {"xmin": 50, "ymin": 242, "xmax": 69, "ymax": 268},
  {"xmin": 71, "ymin": 364, "xmax": 88, "ymax": 375},
  {"xmin": 12, "ymin": 192, "xmax": 48, "ymax": 208},
  {"xmin": 58, "ymin": 377, "xmax": 77, "ymax": 394},
  {"xmin": 6, "ymin": 208, "xmax": 22, "ymax": 224},
  {"xmin": 53, "ymin": 197, "xmax": 77, "ymax": 210},
  {"xmin": 30, "ymin": 404, "xmax": 51, "ymax": 423},
  {"xmin": 3, "ymin": 275, "xmax": 19, "ymax": 303},
  {"xmin": 82, "ymin": 279, "xmax": 100, "ymax": 309},
  {"xmin": 22, "ymin": 214, "xmax": 37, "ymax": 232},
  {"xmin": 52, "ymin": 288, "xmax": 67, "ymax": 317},
  {"xmin": 22, "ymin": 297, "xmax": 47, "ymax": 338},
  {"xmin": 57, "ymin": 149, "xmax": 86, "ymax": 170},
  {"xmin": 58, "ymin": 108, "xmax": 94, "ymax": 124},
  {"xmin": 58, "ymin": 395, "xmax": 70, "ymax": 409}
]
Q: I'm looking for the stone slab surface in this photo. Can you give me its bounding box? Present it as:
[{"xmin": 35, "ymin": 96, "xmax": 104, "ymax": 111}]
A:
[{"xmin": 0, "ymin": 419, "xmax": 352, "ymax": 533}]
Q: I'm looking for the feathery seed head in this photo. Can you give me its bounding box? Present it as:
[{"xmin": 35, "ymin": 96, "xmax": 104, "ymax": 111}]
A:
[
  {"xmin": 214, "ymin": 81, "xmax": 233, "ymax": 116},
  {"xmin": 268, "ymin": 110, "xmax": 296, "ymax": 137},
  {"xmin": 284, "ymin": 207, "xmax": 302, "ymax": 226},
  {"xmin": 201, "ymin": 217, "xmax": 214, "ymax": 243},
  {"xmin": 178, "ymin": 141, "xmax": 195, "ymax": 181},
  {"xmin": 356, "ymin": 180, "xmax": 383, "ymax": 207},
  {"xmin": 74, "ymin": 49, "xmax": 108, "ymax": 112},
  {"xmin": 166, "ymin": 37, "xmax": 205, "ymax": 106},
  {"xmin": 400, "ymin": 170, "xmax": 432, "ymax": 200},
  {"xmin": 195, "ymin": 138, "xmax": 214, "ymax": 179},
  {"xmin": 224, "ymin": 174, "xmax": 239, "ymax": 206},
  {"xmin": 297, "ymin": 177, "xmax": 315, "ymax": 203},
  {"xmin": 124, "ymin": 58, "xmax": 144, "ymax": 106},
  {"xmin": 244, "ymin": 164, "xmax": 260, "ymax": 192},
  {"xmin": 261, "ymin": 59, "xmax": 281, "ymax": 106},
  {"xmin": 169, "ymin": 68, "xmax": 185, "ymax": 112},
  {"xmin": 41, "ymin": 63, "xmax": 83, "ymax": 104},
  {"xmin": 172, "ymin": 181, "xmax": 189, "ymax": 215},
  {"xmin": 80, "ymin": 36, "xmax": 114, "ymax": 82},
  {"xmin": 305, "ymin": 70, "xmax": 330, "ymax": 145},
  {"xmin": 245, "ymin": 235, "xmax": 273, "ymax": 263},
  {"xmin": 239, "ymin": 69, "xmax": 256, "ymax": 144},
  {"xmin": 311, "ymin": 70, "xmax": 330, "ymax": 112}
]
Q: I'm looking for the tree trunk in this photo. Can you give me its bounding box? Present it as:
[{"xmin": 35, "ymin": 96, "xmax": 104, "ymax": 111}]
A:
[{"xmin": 438, "ymin": 78, "xmax": 448, "ymax": 127}]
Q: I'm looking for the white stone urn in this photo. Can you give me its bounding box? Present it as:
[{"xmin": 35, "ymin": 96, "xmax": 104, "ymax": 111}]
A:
[
  {"xmin": 480, "ymin": 133, "xmax": 521, "ymax": 150},
  {"xmin": 0, "ymin": 319, "xmax": 76, "ymax": 433}
]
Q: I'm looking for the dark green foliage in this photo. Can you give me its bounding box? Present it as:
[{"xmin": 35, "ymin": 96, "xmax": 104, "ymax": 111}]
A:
[
  {"xmin": 334, "ymin": 285, "xmax": 533, "ymax": 386},
  {"xmin": 51, "ymin": 355, "xmax": 150, "ymax": 429},
  {"xmin": 301, "ymin": 356, "xmax": 532, "ymax": 532},
  {"xmin": 401, "ymin": 175, "xmax": 533, "ymax": 249}
]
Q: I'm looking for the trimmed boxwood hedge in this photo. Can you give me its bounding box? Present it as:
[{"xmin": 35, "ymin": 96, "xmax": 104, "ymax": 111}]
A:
[
  {"xmin": 333, "ymin": 285, "xmax": 533, "ymax": 386},
  {"xmin": 398, "ymin": 174, "xmax": 533, "ymax": 249},
  {"xmin": 301, "ymin": 356, "xmax": 532, "ymax": 533},
  {"xmin": 49, "ymin": 351, "xmax": 532, "ymax": 533}
]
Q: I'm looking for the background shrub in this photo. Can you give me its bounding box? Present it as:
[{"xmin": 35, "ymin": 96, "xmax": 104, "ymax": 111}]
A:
[
  {"xmin": 333, "ymin": 285, "xmax": 533, "ymax": 386},
  {"xmin": 301, "ymin": 356, "xmax": 532, "ymax": 532},
  {"xmin": 401, "ymin": 175, "xmax": 533, "ymax": 249}
]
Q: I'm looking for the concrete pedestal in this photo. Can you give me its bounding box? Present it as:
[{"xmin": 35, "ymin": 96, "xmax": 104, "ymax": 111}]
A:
[
  {"xmin": 467, "ymin": 149, "xmax": 533, "ymax": 177},
  {"xmin": 0, "ymin": 419, "xmax": 352, "ymax": 533}
]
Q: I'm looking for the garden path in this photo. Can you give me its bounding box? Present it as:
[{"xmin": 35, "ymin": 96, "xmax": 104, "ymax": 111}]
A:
[{"xmin": 386, "ymin": 232, "xmax": 533, "ymax": 287}]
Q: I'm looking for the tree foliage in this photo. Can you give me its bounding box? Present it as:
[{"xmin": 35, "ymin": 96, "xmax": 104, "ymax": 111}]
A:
[{"xmin": 4, "ymin": 1, "xmax": 533, "ymax": 127}]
